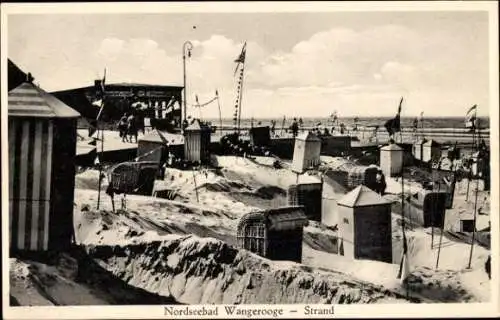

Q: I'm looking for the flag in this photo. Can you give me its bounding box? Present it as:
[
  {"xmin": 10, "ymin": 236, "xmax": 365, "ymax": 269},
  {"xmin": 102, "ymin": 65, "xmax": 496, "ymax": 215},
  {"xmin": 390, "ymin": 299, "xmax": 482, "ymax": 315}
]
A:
[
  {"xmin": 94, "ymin": 155, "xmax": 100, "ymax": 165},
  {"xmin": 215, "ymin": 89, "xmax": 219, "ymax": 97},
  {"xmin": 101, "ymin": 68, "xmax": 106, "ymax": 94},
  {"xmin": 195, "ymin": 95, "xmax": 199, "ymax": 106},
  {"xmin": 384, "ymin": 97, "xmax": 403, "ymax": 136},
  {"xmin": 465, "ymin": 105, "xmax": 477, "ymax": 129},
  {"xmin": 234, "ymin": 42, "xmax": 247, "ymax": 76}
]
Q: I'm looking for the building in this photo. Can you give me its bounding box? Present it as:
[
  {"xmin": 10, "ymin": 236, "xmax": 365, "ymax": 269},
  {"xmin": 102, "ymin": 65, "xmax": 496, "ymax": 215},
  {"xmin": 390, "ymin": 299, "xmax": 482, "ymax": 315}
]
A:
[
  {"xmin": 287, "ymin": 182, "xmax": 323, "ymax": 222},
  {"xmin": 51, "ymin": 82, "xmax": 184, "ymax": 128},
  {"xmin": 184, "ymin": 119, "xmax": 211, "ymax": 164},
  {"xmin": 422, "ymin": 139, "xmax": 442, "ymax": 163},
  {"xmin": 337, "ymin": 185, "xmax": 392, "ymax": 263},
  {"xmin": 249, "ymin": 126, "xmax": 271, "ymax": 147},
  {"xmin": 291, "ymin": 131, "xmax": 321, "ymax": 173},
  {"xmin": 412, "ymin": 138, "xmax": 427, "ymax": 161},
  {"xmin": 9, "ymin": 81, "xmax": 80, "ymax": 252},
  {"xmin": 346, "ymin": 165, "xmax": 379, "ymax": 191},
  {"xmin": 320, "ymin": 135, "xmax": 352, "ymax": 156},
  {"xmin": 431, "ymin": 169, "xmax": 456, "ymax": 209},
  {"xmin": 8, "ymin": 59, "xmax": 28, "ymax": 91},
  {"xmin": 379, "ymin": 143, "xmax": 404, "ymax": 177},
  {"xmin": 404, "ymin": 190, "xmax": 448, "ymax": 228},
  {"xmin": 236, "ymin": 206, "xmax": 308, "ymax": 263},
  {"xmin": 137, "ymin": 129, "xmax": 184, "ymax": 164}
]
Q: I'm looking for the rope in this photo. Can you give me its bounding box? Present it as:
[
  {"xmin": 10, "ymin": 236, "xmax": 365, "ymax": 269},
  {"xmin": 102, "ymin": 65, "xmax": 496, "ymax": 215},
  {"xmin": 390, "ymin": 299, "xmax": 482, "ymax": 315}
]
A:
[{"xmin": 187, "ymin": 96, "xmax": 218, "ymax": 108}]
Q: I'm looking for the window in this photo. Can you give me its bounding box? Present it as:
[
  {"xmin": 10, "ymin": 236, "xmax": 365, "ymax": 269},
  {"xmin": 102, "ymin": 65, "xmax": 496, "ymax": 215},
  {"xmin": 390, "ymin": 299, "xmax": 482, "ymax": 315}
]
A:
[{"xmin": 343, "ymin": 218, "xmax": 349, "ymax": 224}]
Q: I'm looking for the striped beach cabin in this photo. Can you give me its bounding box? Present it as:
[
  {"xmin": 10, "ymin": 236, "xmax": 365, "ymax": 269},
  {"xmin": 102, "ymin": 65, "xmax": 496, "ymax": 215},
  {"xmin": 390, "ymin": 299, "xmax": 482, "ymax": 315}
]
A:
[{"xmin": 8, "ymin": 81, "xmax": 80, "ymax": 253}]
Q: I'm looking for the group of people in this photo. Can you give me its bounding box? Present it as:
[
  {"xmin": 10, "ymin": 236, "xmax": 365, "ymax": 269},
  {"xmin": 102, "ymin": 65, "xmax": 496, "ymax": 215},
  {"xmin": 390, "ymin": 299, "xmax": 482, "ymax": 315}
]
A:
[{"xmin": 118, "ymin": 112, "xmax": 140, "ymax": 143}]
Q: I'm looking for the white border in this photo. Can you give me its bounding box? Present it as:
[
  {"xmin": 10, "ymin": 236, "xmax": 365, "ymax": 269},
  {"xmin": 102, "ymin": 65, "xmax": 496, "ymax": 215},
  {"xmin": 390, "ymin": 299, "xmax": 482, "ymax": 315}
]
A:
[{"xmin": 1, "ymin": 1, "xmax": 499, "ymax": 319}]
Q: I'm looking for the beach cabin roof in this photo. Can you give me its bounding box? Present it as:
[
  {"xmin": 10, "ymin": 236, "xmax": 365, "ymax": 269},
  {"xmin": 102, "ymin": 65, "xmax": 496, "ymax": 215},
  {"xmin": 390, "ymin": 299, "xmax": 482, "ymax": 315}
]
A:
[
  {"xmin": 423, "ymin": 139, "xmax": 441, "ymax": 147},
  {"xmin": 140, "ymin": 130, "xmax": 184, "ymax": 145},
  {"xmin": 338, "ymin": 185, "xmax": 391, "ymax": 207},
  {"xmin": 185, "ymin": 119, "xmax": 211, "ymax": 132},
  {"xmin": 415, "ymin": 138, "xmax": 427, "ymax": 145},
  {"xmin": 296, "ymin": 131, "xmax": 321, "ymax": 142},
  {"xmin": 237, "ymin": 206, "xmax": 308, "ymax": 232},
  {"xmin": 9, "ymin": 82, "xmax": 80, "ymax": 118},
  {"xmin": 380, "ymin": 143, "xmax": 403, "ymax": 151}
]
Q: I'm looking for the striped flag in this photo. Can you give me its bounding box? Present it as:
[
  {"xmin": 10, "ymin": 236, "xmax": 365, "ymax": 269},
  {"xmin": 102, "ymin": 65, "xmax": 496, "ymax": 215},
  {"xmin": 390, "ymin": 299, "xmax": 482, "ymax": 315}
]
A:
[{"xmin": 465, "ymin": 105, "xmax": 477, "ymax": 129}]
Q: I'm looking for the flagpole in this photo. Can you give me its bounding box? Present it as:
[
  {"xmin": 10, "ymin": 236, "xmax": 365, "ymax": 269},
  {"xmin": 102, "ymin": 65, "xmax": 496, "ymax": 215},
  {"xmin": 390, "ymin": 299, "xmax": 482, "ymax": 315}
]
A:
[
  {"xmin": 237, "ymin": 64, "xmax": 245, "ymax": 137},
  {"xmin": 183, "ymin": 41, "xmax": 193, "ymax": 134},
  {"xmin": 216, "ymin": 90, "xmax": 223, "ymax": 138},
  {"xmin": 96, "ymin": 68, "xmax": 106, "ymax": 210},
  {"xmin": 467, "ymin": 120, "xmax": 480, "ymax": 269}
]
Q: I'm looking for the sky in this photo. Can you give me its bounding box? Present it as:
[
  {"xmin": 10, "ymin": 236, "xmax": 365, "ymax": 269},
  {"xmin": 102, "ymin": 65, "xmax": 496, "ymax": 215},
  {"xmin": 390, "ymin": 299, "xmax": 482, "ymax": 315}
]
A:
[{"xmin": 7, "ymin": 10, "xmax": 491, "ymax": 119}]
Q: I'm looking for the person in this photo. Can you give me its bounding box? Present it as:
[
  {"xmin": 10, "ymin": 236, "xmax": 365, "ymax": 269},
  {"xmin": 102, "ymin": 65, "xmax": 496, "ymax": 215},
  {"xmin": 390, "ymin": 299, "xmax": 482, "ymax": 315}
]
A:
[
  {"xmin": 119, "ymin": 113, "xmax": 129, "ymax": 142},
  {"xmin": 376, "ymin": 170, "xmax": 387, "ymax": 195},
  {"xmin": 127, "ymin": 112, "xmax": 138, "ymax": 143},
  {"xmin": 298, "ymin": 117, "xmax": 303, "ymax": 130},
  {"xmin": 291, "ymin": 118, "xmax": 299, "ymax": 137},
  {"xmin": 270, "ymin": 120, "xmax": 276, "ymax": 136}
]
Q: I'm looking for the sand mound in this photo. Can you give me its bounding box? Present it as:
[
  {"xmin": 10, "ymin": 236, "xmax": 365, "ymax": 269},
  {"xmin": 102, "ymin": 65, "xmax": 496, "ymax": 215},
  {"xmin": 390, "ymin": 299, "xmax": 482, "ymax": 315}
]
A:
[{"xmin": 85, "ymin": 235, "xmax": 410, "ymax": 304}]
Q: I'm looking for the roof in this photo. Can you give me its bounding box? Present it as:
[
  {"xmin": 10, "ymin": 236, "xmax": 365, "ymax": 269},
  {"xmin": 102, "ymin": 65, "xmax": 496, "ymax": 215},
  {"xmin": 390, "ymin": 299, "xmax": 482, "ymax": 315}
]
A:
[
  {"xmin": 139, "ymin": 130, "xmax": 184, "ymax": 145},
  {"xmin": 414, "ymin": 138, "xmax": 427, "ymax": 145},
  {"xmin": 423, "ymin": 139, "xmax": 441, "ymax": 147},
  {"xmin": 106, "ymin": 82, "xmax": 183, "ymax": 89},
  {"xmin": 237, "ymin": 206, "xmax": 308, "ymax": 232},
  {"xmin": 296, "ymin": 131, "xmax": 321, "ymax": 142},
  {"xmin": 337, "ymin": 185, "xmax": 392, "ymax": 207},
  {"xmin": 185, "ymin": 119, "xmax": 211, "ymax": 132},
  {"xmin": 380, "ymin": 143, "xmax": 403, "ymax": 151},
  {"xmin": 9, "ymin": 82, "xmax": 81, "ymax": 118},
  {"xmin": 51, "ymin": 88, "xmax": 98, "ymax": 119}
]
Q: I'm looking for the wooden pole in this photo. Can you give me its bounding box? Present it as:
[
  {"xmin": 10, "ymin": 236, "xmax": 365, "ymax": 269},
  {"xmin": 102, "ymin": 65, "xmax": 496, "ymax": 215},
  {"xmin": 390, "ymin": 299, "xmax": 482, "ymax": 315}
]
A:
[
  {"xmin": 466, "ymin": 124, "xmax": 476, "ymax": 201},
  {"xmin": 237, "ymin": 64, "xmax": 245, "ymax": 137},
  {"xmin": 435, "ymin": 174, "xmax": 443, "ymax": 269},
  {"xmin": 216, "ymin": 91, "xmax": 223, "ymax": 138},
  {"xmin": 467, "ymin": 125, "xmax": 479, "ymax": 269},
  {"xmin": 280, "ymin": 116, "xmax": 286, "ymax": 136}
]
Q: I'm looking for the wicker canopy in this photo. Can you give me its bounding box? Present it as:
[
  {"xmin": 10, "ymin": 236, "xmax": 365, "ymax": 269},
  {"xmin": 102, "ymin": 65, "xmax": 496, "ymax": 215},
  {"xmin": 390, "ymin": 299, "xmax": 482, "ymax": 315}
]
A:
[{"xmin": 237, "ymin": 206, "xmax": 308, "ymax": 234}]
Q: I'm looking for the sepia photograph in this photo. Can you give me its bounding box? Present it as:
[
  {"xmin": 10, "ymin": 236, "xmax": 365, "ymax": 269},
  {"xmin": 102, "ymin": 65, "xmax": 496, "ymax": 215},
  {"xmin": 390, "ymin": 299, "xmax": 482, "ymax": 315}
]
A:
[{"xmin": 1, "ymin": 1, "xmax": 499, "ymax": 319}]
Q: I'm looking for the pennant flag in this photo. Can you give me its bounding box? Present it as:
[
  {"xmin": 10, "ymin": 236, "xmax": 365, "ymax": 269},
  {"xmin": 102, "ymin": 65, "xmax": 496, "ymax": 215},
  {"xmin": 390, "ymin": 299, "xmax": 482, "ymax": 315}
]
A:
[
  {"xmin": 94, "ymin": 155, "xmax": 100, "ymax": 165},
  {"xmin": 101, "ymin": 68, "xmax": 106, "ymax": 94},
  {"xmin": 88, "ymin": 139, "xmax": 97, "ymax": 146},
  {"xmin": 339, "ymin": 239, "xmax": 344, "ymax": 256},
  {"xmin": 465, "ymin": 105, "xmax": 477, "ymax": 129},
  {"xmin": 234, "ymin": 42, "xmax": 247, "ymax": 76}
]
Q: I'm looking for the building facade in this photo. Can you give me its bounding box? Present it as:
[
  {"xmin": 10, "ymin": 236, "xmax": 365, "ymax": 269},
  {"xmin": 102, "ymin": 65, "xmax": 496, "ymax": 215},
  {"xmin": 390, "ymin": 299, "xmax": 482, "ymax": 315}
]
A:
[
  {"xmin": 292, "ymin": 131, "xmax": 322, "ymax": 173},
  {"xmin": 337, "ymin": 185, "xmax": 392, "ymax": 263}
]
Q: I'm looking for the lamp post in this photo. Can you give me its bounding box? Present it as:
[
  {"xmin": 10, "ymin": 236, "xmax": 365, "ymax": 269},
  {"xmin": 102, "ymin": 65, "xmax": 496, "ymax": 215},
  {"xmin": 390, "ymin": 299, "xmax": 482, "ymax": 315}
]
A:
[{"xmin": 182, "ymin": 41, "xmax": 193, "ymax": 133}]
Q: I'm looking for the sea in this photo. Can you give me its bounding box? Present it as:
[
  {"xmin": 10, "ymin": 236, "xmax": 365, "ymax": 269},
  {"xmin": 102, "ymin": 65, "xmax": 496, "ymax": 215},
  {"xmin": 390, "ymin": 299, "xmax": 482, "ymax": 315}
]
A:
[{"xmin": 204, "ymin": 116, "xmax": 490, "ymax": 130}]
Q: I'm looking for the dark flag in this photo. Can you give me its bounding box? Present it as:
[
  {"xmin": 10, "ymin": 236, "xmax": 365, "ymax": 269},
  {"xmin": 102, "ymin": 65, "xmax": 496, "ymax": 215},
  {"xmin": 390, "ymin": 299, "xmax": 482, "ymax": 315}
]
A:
[
  {"xmin": 384, "ymin": 97, "xmax": 403, "ymax": 136},
  {"xmin": 465, "ymin": 104, "xmax": 477, "ymax": 130},
  {"xmin": 234, "ymin": 42, "xmax": 247, "ymax": 76}
]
